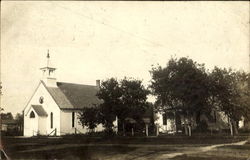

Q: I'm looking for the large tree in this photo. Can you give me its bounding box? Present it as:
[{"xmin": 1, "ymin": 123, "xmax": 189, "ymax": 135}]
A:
[
  {"xmin": 150, "ymin": 57, "xmax": 211, "ymax": 136},
  {"xmin": 120, "ymin": 78, "xmax": 150, "ymax": 134},
  {"xmin": 210, "ymin": 67, "xmax": 250, "ymax": 135},
  {"xmin": 96, "ymin": 78, "xmax": 122, "ymax": 133},
  {"xmin": 96, "ymin": 77, "xmax": 150, "ymax": 135}
]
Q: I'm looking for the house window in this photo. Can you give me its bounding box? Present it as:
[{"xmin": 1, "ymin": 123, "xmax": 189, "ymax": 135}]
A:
[
  {"xmin": 72, "ymin": 112, "xmax": 75, "ymax": 128},
  {"xmin": 30, "ymin": 111, "xmax": 35, "ymax": 118},
  {"xmin": 163, "ymin": 113, "xmax": 167, "ymax": 125},
  {"xmin": 50, "ymin": 112, "xmax": 53, "ymax": 128}
]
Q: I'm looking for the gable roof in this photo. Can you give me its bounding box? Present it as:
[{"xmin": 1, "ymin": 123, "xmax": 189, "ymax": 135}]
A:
[
  {"xmin": 44, "ymin": 81, "xmax": 102, "ymax": 109},
  {"xmin": 46, "ymin": 87, "xmax": 74, "ymax": 109},
  {"xmin": 32, "ymin": 105, "xmax": 48, "ymax": 117}
]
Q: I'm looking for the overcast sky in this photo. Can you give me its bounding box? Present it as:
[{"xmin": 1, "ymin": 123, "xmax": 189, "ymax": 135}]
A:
[{"xmin": 1, "ymin": 1, "xmax": 249, "ymax": 115}]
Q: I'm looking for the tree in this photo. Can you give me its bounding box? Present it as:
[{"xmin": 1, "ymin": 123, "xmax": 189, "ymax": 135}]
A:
[
  {"xmin": 120, "ymin": 78, "xmax": 150, "ymax": 121},
  {"xmin": 150, "ymin": 57, "xmax": 211, "ymax": 136},
  {"xmin": 78, "ymin": 106, "xmax": 100, "ymax": 132},
  {"xmin": 96, "ymin": 78, "xmax": 122, "ymax": 133},
  {"xmin": 210, "ymin": 67, "xmax": 250, "ymax": 135},
  {"xmin": 96, "ymin": 77, "xmax": 150, "ymax": 135},
  {"xmin": 120, "ymin": 78, "xmax": 150, "ymax": 135},
  {"xmin": 1, "ymin": 112, "xmax": 14, "ymax": 120},
  {"xmin": 15, "ymin": 113, "xmax": 24, "ymax": 135}
]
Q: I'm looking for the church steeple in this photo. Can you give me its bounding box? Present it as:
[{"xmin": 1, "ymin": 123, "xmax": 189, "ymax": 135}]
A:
[{"xmin": 40, "ymin": 50, "xmax": 57, "ymax": 87}]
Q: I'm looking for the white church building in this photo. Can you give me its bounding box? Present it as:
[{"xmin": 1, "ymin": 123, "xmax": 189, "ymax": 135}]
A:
[{"xmin": 23, "ymin": 52, "xmax": 112, "ymax": 136}]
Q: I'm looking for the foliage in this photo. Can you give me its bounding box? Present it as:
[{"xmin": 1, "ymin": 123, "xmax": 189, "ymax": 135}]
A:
[
  {"xmin": 150, "ymin": 57, "xmax": 211, "ymax": 119},
  {"xmin": 209, "ymin": 68, "xmax": 250, "ymax": 134},
  {"xmin": 1, "ymin": 112, "xmax": 14, "ymax": 120},
  {"xmin": 210, "ymin": 68, "xmax": 249, "ymax": 120},
  {"xmin": 120, "ymin": 78, "xmax": 150, "ymax": 121},
  {"xmin": 195, "ymin": 120, "xmax": 208, "ymax": 133},
  {"xmin": 78, "ymin": 106, "xmax": 100, "ymax": 131},
  {"xmin": 96, "ymin": 77, "xmax": 150, "ymax": 133},
  {"xmin": 15, "ymin": 113, "xmax": 23, "ymax": 124},
  {"xmin": 96, "ymin": 78, "xmax": 122, "ymax": 132}
]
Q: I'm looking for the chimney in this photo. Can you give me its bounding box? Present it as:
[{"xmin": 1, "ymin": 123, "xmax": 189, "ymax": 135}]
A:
[{"xmin": 96, "ymin": 80, "xmax": 100, "ymax": 89}]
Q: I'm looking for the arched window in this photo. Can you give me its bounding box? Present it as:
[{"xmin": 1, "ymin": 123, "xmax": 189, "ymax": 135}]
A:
[
  {"xmin": 30, "ymin": 111, "xmax": 35, "ymax": 118},
  {"xmin": 50, "ymin": 112, "xmax": 53, "ymax": 128}
]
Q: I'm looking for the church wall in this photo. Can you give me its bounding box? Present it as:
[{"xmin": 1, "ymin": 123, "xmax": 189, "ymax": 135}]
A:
[
  {"xmin": 38, "ymin": 117, "xmax": 47, "ymax": 135},
  {"xmin": 24, "ymin": 82, "xmax": 61, "ymax": 136},
  {"xmin": 24, "ymin": 107, "xmax": 39, "ymax": 136},
  {"xmin": 60, "ymin": 110, "xmax": 83, "ymax": 134},
  {"xmin": 60, "ymin": 110, "xmax": 105, "ymax": 134}
]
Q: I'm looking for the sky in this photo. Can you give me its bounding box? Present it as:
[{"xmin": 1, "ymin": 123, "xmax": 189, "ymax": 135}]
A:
[{"xmin": 1, "ymin": 1, "xmax": 249, "ymax": 115}]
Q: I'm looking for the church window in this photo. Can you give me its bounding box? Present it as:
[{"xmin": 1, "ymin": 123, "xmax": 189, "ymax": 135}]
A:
[
  {"xmin": 50, "ymin": 112, "xmax": 53, "ymax": 128},
  {"xmin": 39, "ymin": 96, "xmax": 44, "ymax": 104},
  {"xmin": 72, "ymin": 112, "xmax": 75, "ymax": 128},
  {"xmin": 30, "ymin": 111, "xmax": 35, "ymax": 118}
]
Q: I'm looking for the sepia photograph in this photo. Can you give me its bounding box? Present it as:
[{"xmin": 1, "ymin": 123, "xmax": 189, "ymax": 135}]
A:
[{"xmin": 1, "ymin": 1, "xmax": 250, "ymax": 160}]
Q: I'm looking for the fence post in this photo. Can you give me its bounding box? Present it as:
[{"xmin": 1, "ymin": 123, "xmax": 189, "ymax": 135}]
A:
[
  {"xmin": 54, "ymin": 128, "xmax": 57, "ymax": 136},
  {"xmin": 145, "ymin": 124, "xmax": 148, "ymax": 137}
]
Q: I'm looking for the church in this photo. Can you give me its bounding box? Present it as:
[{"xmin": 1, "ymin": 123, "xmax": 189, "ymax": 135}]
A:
[{"xmin": 23, "ymin": 52, "xmax": 114, "ymax": 136}]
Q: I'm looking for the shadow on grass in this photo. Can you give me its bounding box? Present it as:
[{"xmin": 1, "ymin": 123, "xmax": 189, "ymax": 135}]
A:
[
  {"xmin": 9, "ymin": 146, "xmax": 137, "ymax": 160},
  {"xmin": 173, "ymin": 155, "xmax": 247, "ymax": 160}
]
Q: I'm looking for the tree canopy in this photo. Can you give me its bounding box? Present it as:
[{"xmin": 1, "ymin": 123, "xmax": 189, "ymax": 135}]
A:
[
  {"xmin": 210, "ymin": 67, "xmax": 250, "ymax": 134},
  {"xmin": 150, "ymin": 57, "xmax": 211, "ymax": 115},
  {"xmin": 78, "ymin": 106, "xmax": 100, "ymax": 131},
  {"xmin": 150, "ymin": 56, "xmax": 250, "ymax": 135},
  {"xmin": 96, "ymin": 77, "xmax": 150, "ymax": 133}
]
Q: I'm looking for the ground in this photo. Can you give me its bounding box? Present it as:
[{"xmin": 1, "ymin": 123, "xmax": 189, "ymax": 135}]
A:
[{"xmin": 1, "ymin": 134, "xmax": 250, "ymax": 160}]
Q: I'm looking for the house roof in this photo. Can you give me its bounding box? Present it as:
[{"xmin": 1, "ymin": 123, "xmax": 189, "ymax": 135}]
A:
[
  {"xmin": 32, "ymin": 105, "xmax": 48, "ymax": 117},
  {"xmin": 45, "ymin": 82, "xmax": 102, "ymax": 109}
]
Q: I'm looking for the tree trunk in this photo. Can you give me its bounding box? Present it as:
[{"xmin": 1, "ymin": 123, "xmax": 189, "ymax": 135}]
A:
[
  {"xmin": 122, "ymin": 122, "xmax": 125, "ymax": 136},
  {"xmin": 188, "ymin": 125, "xmax": 192, "ymax": 136},
  {"xmin": 232, "ymin": 120, "xmax": 238, "ymax": 135},
  {"xmin": 184, "ymin": 125, "xmax": 188, "ymax": 135},
  {"xmin": 230, "ymin": 121, "xmax": 233, "ymax": 136},
  {"xmin": 156, "ymin": 124, "xmax": 159, "ymax": 136},
  {"xmin": 229, "ymin": 119, "xmax": 238, "ymax": 136}
]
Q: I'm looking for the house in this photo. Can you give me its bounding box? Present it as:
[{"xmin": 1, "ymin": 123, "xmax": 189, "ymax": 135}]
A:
[
  {"xmin": 1, "ymin": 119, "xmax": 19, "ymax": 135},
  {"xmin": 23, "ymin": 52, "xmax": 116, "ymax": 136},
  {"xmin": 155, "ymin": 110, "xmax": 230, "ymax": 134}
]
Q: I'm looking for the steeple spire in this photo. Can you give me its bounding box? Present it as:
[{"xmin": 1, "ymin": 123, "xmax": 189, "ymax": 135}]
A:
[
  {"xmin": 47, "ymin": 49, "xmax": 50, "ymax": 59},
  {"xmin": 40, "ymin": 50, "xmax": 57, "ymax": 87},
  {"xmin": 46, "ymin": 49, "xmax": 51, "ymax": 68}
]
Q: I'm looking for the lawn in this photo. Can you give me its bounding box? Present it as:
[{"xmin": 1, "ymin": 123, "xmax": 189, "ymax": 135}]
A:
[{"xmin": 2, "ymin": 135, "xmax": 249, "ymax": 160}]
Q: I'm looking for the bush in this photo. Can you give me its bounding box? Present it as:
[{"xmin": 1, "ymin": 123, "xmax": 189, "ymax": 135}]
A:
[{"xmin": 195, "ymin": 120, "xmax": 208, "ymax": 133}]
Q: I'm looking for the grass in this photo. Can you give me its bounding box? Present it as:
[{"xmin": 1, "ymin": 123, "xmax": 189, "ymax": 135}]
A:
[
  {"xmin": 8, "ymin": 146, "xmax": 137, "ymax": 160},
  {"xmin": 2, "ymin": 135, "xmax": 249, "ymax": 160}
]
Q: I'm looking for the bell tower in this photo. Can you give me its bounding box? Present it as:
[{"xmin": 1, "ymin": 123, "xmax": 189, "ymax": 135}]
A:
[{"xmin": 40, "ymin": 50, "xmax": 57, "ymax": 87}]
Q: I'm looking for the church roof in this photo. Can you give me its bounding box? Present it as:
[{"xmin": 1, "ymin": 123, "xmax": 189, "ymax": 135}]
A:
[
  {"xmin": 32, "ymin": 105, "xmax": 48, "ymax": 117},
  {"xmin": 44, "ymin": 81, "xmax": 102, "ymax": 109}
]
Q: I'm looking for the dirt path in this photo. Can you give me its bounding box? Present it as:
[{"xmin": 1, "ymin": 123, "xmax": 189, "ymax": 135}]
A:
[{"xmin": 158, "ymin": 140, "xmax": 248, "ymax": 159}]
